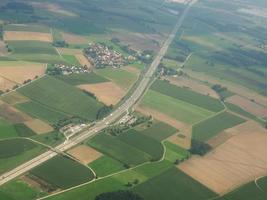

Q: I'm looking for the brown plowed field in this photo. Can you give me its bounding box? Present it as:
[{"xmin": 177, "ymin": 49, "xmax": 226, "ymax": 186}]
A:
[
  {"xmin": 4, "ymin": 31, "xmax": 53, "ymax": 42},
  {"xmin": 78, "ymin": 82, "xmax": 125, "ymax": 106},
  {"xmin": 0, "ymin": 100, "xmax": 32, "ymax": 123},
  {"xmin": 226, "ymin": 95, "xmax": 267, "ymax": 117},
  {"xmin": 68, "ymin": 145, "xmax": 102, "ymax": 164},
  {"xmin": 24, "ymin": 119, "xmax": 53, "ymax": 134},
  {"xmin": 179, "ymin": 121, "xmax": 267, "ymax": 194}
]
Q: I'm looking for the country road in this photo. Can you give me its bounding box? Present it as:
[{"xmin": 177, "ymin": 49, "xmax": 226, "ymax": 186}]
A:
[{"xmin": 0, "ymin": 0, "xmax": 197, "ymax": 186}]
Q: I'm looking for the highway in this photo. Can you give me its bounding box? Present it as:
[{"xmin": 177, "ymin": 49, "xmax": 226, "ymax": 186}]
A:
[{"xmin": 0, "ymin": 0, "xmax": 197, "ymax": 186}]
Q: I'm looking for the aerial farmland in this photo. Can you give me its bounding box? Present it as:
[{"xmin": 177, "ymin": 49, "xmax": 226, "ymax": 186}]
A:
[{"xmin": 0, "ymin": 0, "xmax": 267, "ymax": 200}]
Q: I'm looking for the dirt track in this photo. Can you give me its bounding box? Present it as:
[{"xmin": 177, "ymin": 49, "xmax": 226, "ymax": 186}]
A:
[{"xmin": 179, "ymin": 120, "xmax": 267, "ymax": 194}]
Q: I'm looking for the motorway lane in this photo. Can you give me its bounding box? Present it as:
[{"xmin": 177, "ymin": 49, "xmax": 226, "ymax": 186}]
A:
[{"xmin": 0, "ymin": 0, "xmax": 197, "ymax": 186}]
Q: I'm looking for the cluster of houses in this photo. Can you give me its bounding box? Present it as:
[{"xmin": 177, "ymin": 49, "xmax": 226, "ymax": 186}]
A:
[
  {"xmin": 84, "ymin": 43, "xmax": 135, "ymax": 68},
  {"xmin": 52, "ymin": 64, "xmax": 91, "ymax": 75}
]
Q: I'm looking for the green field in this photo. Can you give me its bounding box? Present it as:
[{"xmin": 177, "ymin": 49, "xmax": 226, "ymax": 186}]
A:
[
  {"xmin": 0, "ymin": 119, "xmax": 18, "ymax": 139},
  {"xmin": 0, "ymin": 138, "xmax": 36, "ymax": 158},
  {"xmin": 151, "ymin": 80, "xmax": 224, "ymax": 112},
  {"xmin": 118, "ymin": 129, "xmax": 164, "ymax": 161},
  {"xmin": 0, "ymin": 179, "xmax": 46, "ymax": 200},
  {"xmin": 133, "ymin": 167, "xmax": 216, "ymax": 200},
  {"xmin": 8, "ymin": 41, "xmax": 57, "ymax": 55},
  {"xmin": 55, "ymin": 72, "xmax": 109, "ymax": 86},
  {"xmin": 0, "ymin": 138, "xmax": 46, "ymax": 174},
  {"xmin": 164, "ymin": 141, "xmax": 190, "ymax": 163},
  {"xmin": 4, "ymin": 24, "xmax": 50, "ymax": 33},
  {"xmin": 141, "ymin": 90, "xmax": 214, "ymax": 124},
  {"xmin": 89, "ymin": 155, "xmax": 126, "ymax": 177},
  {"xmin": 44, "ymin": 160, "xmax": 173, "ymax": 200},
  {"xmin": 138, "ymin": 122, "xmax": 177, "ymax": 141},
  {"xmin": 95, "ymin": 68, "xmax": 137, "ymax": 90},
  {"xmin": 88, "ymin": 133, "xmax": 150, "ymax": 166},
  {"xmin": 192, "ymin": 111, "xmax": 246, "ymax": 141},
  {"xmin": 13, "ymin": 123, "xmax": 36, "ymax": 137},
  {"xmin": 17, "ymin": 76, "xmax": 103, "ymax": 121},
  {"xmin": 30, "ymin": 156, "xmax": 94, "ymax": 189},
  {"xmin": 62, "ymin": 55, "xmax": 81, "ymax": 66},
  {"xmin": 216, "ymin": 176, "xmax": 267, "ymax": 200},
  {"xmin": 16, "ymin": 101, "xmax": 68, "ymax": 124}
]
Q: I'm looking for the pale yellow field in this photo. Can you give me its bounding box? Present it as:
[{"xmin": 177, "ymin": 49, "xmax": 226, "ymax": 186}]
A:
[
  {"xmin": 68, "ymin": 145, "xmax": 102, "ymax": 164},
  {"xmin": 4, "ymin": 31, "xmax": 53, "ymax": 42},
  {"xmin": 78, "ymin": 82, "xmax": 125, "ymax": 105},
  {"xmin": 24, "ymin": 119, "xmax": 53, "ymax": 134},
  {"xmin": 179, "ymin": 121, "xmax": 267, "ymax": 194},
  {"xmin": 0, "ymin": 64, "xmax": 46, "ymax": 86}
]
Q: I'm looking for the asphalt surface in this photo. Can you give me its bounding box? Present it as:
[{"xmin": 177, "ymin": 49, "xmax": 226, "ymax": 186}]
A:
[{"xmin": 0, "ymin": 0, "xmax": 197, "ymax": 186}]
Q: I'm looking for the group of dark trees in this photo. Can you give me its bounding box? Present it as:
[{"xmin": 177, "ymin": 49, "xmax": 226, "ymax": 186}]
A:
[
  {"xmin": 190, "ymin": 139, "xmax": 212, "ymax": 156},
  {"xmin": 96, "ymin": 105, "xmax": 113, "ymax": 120},
  {"xmin": 53, "ymin": 40, "xmax": 68, "ymax": 48},
  {"xmin": 95, "ymin": 190, "xmax": 143, "ymax": 200}
]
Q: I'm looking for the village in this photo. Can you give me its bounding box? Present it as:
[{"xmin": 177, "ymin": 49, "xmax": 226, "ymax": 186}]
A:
[{"xmin": 83, "ymin": 43, "xmax": 135, "ymax": 68}]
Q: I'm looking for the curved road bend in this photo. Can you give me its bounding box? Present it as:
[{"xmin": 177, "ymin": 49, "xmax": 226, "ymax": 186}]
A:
[{"xmin": 0, "ymin": 0, "xmax": 197, "ymax": 186}]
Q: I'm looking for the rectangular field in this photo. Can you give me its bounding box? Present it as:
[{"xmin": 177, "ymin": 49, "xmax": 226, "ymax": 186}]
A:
[
  {"xmin": 118, "ymin": 129, "xmax": 164, "ymax": 161},
  {"xmin": 138, "ymin": 121, "xmax": 177, "ymax": 141},
  {"xmin": 95, "ymin": 68, "xmax": 137, "ymax": 91},
  {"xmin": 151, "ymin": 80, "xmax": 224, "ymax": 112},
  {"xmin": 30, "ymin": 156, "xmax": 94, "ymax": 189},
  {"xmin": 17, "ymin": 76, "xmax": 103, "ymax": 121},
  {"xmin": 78, "ymin": 82, "xmax": 125, "ymax": 106},
  {"xmin": 89, "ymin": 155, "xmax": 125, "ymax": 177},
  {"xmin": 141, "ymin": 90, "xmax": 214, "ymax": 124},
  {"xmin": 192, "ymin": 111, "xmax": 246, "ymax": 142},
  {"xmin": 88, "ymin": 133, "xmax": 150, "ymax": 166},
  {"xmin": 4, "ymin": 31, "xmax": 53, "ymax": 42}
]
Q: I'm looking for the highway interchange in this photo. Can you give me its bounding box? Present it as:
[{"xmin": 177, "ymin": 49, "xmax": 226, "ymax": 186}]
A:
[{"xmin": 0, "ymin": 0, "xmax": 197, "ymax": 186}]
